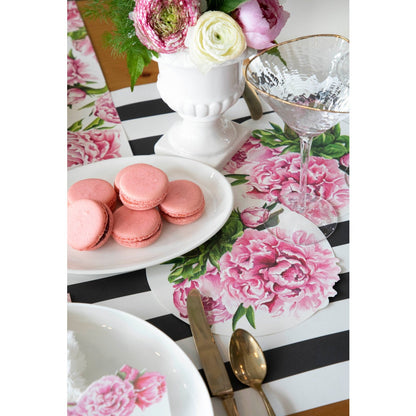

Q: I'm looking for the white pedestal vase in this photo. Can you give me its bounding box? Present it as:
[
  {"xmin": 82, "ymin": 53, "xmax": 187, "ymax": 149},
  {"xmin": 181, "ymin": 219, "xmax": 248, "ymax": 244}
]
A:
[{"xmin": 154, "ymin": 50, "xmax": 250, "ymax": 170}]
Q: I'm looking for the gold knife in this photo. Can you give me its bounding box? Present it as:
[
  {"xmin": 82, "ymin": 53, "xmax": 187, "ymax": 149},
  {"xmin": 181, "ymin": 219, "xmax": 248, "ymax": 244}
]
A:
[{"xmin": 187, "ymin": 289, "xmax": 240, "ymax": 416}]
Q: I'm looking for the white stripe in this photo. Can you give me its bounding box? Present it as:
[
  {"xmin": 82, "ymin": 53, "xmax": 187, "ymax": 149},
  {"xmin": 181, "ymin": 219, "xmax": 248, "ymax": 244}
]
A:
[
  {"xmin": 95, "ymin": 291, "xmax": 170, "ymax": 320},
  {"xmin": 211, "ymin": 361, "xmax": 349, "ymax": 416},
  {"xmin": 111, "ymin": 83, "xmax": 160, "ymax": 106},
  {"xmin": 121, "ymin": 112, "xmax": 181, "ymax": 141}
]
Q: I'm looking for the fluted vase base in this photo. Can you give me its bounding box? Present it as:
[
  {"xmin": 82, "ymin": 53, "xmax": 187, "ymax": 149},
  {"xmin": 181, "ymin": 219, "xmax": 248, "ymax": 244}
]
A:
[{"xmin": 154, "ymin": 117, "xmax": 250, "ymax": 170}]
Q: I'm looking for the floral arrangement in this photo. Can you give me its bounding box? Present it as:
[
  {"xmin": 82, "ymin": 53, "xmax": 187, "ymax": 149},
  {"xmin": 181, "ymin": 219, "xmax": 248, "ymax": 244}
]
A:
[
  {"xmin": 68, "ymin": 364, "xmax": 167, "ymax": 416},
  {"xmin": 84, "ymin": 0, "xmax": 290, "ymax": 88}
]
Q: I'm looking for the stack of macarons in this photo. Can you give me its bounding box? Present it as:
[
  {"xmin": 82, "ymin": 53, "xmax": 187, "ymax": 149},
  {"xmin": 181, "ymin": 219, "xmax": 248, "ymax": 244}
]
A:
[{"xmin": 67, "ymin": 163, "xmax": 205, "ymax": 251}]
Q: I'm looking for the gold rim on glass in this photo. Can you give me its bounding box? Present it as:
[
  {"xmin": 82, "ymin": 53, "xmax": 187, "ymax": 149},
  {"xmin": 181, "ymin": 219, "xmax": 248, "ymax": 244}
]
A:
[{"xmin": 244, "ymin": 34, "xmax": 350, "ymax": 115}]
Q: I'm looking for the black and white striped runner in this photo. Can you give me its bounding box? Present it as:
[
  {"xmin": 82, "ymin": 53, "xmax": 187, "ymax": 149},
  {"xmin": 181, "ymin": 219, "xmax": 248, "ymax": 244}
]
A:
[{"xmin": 68, "ymin": 84, "xmax": 349, "ymax": 416}]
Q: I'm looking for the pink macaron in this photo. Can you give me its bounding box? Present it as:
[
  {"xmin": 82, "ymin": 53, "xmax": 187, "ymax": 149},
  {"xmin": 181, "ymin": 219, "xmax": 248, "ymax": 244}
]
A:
[
  {"xmin": 112, "ymin": 205, "xmax": 162, "ymax": 248},
  {"xmin": 118, "ymin": 163, "xmax": 169, "ymax": 210},
  {"xmin": 68, "ymin": 178, "xmax": 117, "ymax": 211},
  {"xmin": 113, "ymin": 164, "xmax": 137, "ymax": 195},
  {"xmin": 68, "ymin": 199, "xmax": 114, "ymax": 251},
  {"xmin": 159, "ymin": 180, "xmax": 205, "ymax": 225}
]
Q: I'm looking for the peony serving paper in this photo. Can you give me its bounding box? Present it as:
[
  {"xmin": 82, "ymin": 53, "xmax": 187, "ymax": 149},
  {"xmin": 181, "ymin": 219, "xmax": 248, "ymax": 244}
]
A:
[
  {"xmin": 67, "ymin": 1, "xmax": 132, "ymax": 169},
  {"xmin": 147, "ymin": 116, "xmax": 349, "ymax": 336}
]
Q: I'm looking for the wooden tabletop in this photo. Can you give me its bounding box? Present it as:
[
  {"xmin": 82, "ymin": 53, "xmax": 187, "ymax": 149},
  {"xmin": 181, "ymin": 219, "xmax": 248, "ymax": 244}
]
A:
[{"xmin": 76, "ymin": 2, "xmax": 349, "ymax": 415}]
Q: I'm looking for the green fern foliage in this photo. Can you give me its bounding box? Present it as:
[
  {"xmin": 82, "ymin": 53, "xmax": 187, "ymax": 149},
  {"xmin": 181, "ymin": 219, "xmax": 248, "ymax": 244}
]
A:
[{"xmin": 83, "ymin": 0, "xmax": 158, "ymax": 90}]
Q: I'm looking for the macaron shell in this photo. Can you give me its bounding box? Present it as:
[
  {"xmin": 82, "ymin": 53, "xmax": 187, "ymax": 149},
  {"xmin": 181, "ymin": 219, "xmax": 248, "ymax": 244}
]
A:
[
  {"xmin": 68, "ymin": 199, "xmax": 114, "ymax": 251},
  {"xmin": 112, "ymin": 206, "xmax": 162, "ymax": 248},
  {"xmin": 68, "ymin": 178, "xmax": 117, "ymax": 211},
  {"xmin": 118, "ymin": 163, "xmax": 169, "ymax": 210},
  {"xmin": 161, "ymin": 206, "xmax": 204, "ymax": 225},
  {"xmin": 114, "ymin": 164, "xmax": 139, "ymax": 195},
  {"xmin": 159, "ymin": 180, "xmax": 205, "ymax": 223}
]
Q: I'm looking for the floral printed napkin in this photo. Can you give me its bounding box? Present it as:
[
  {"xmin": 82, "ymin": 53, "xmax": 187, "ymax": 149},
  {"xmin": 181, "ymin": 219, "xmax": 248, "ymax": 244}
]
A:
[{"xmin": 67, "ymin": 1, "xmax": 132, "ymax": 169}]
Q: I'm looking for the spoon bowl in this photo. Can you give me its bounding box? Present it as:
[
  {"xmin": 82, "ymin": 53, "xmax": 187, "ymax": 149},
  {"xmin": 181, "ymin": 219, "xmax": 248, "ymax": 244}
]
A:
[{"xmin": 229, "ymin": 328, "xmax": 276, "ymax": 416}]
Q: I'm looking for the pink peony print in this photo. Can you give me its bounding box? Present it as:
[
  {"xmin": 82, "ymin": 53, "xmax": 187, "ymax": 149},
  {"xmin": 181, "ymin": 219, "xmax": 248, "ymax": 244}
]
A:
[
  {"xmin": 133, "ymin": 372, "xmax": 167, "ymax": 411},
  {"xmin": 340, "ymin": 153, "xmax": 349, "ymax": 168},
  {"xmin": 73, "ymin": 36, "xmax": 96, "ymax": 57},
  {"xmin": 67, "ymin": 56, "xmax": 97, "ymax": 86},
  {"xmin": 67, "ymin": 1, "xmax": 84, "ymax": 32},
  {"xmin": 70, "ymin": 375, "xmax": 136, "ymax": 416},
  {"xmin": 240, "ymin": 207, "xmax": 270, "ymax": 228},
  {"xmin": 67, "ymin": 88, "xmax": 87, "ymax": 107},
  {"xmin": 173, "ymin": 262, "xmax": 233, "ymax": 324},
  {"xmin": 224, "ymin": 135, "xmax": 277, "ymax": 174},
  {"xmin": 67, "ymin": 129, "xmax": 122, "ymax": 168},
  {"xmin": 94, "ymin": 92, "xmax": 121, "ymax": 124},
  {"xmin": 219, "ymin": 228, "xmax": 340, "ymax": 318},
  {"xmin": 118, "ymin": 364, "xmax": 140, "ymax": 383},
  {"xmin": 242, "ymin": 150, "xmax": 349, "ymax": 222}
]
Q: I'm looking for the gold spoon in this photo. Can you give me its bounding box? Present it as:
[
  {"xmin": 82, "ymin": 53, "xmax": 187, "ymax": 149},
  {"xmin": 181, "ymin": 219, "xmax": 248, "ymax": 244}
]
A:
[{"xmin": 229, "ymin": 328, "xmax": 276, "ymax": 416}]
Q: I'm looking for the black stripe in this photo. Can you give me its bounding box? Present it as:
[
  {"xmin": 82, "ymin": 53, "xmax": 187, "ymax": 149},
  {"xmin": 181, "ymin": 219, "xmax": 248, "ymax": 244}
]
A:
[
  {"xmin": 200, "ymin": 330, "xmax": 349, "ymax": 394},
  {"xmin": 129, "ymin": 135, "xmax": 161, "ymax": 155},
  {"xmin": 116, "ymin": 99, "xmax": 173, "ymax": 121},
  {"xmin": 146, "ymin": 314, "xmax": 192, "ymax": 340},
  {"xmin": 326, "ymin": 220, "xmax": 349, "ymax": 247},
  {"xmin": 67, "ymin": 269, "xmax": 149, "ymax": 303},
  {"xmin": 330, "ymin": 272, "xmax": 349, "ymax": 302}
]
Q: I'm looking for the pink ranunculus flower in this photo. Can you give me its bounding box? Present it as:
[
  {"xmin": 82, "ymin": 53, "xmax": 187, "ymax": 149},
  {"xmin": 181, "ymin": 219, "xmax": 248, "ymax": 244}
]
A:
[
  {"xmin": 172, "ymin": 262, "xmax": 232, "ymax": 324},
  {"xmin": 219, "ymin": 228, "xmax": 340, "ymax": 318},
  {"xmin": 240, "ymin": 207, "xmax": 270, "ymax": 228},
  {"xmin": 232, "ymin": 0, "xmax": 290, "ymax": 50},
  {"xmin": 73, "ymin": 375, "xmax": 136, "ymax": 416},
  {"xmin": 133, "ymin": 372, "xmax": 167, "ymax": 411},
  {"xmin": 67, "ymin": 56, "xmax": 97, "ymax": 86},
  {"xmin": 130, "ymin": 0, "xmax": 200, "ymax": 54},
  {"xmin": 67, "ymin": 88, "xmax": 87, "ymax": 107},
  {"xmin": 67, "ymin": 129, "xmax": 122, "ymax": 168},
  {"xmin": 94, "ymin": 92, "xmax": 121, "ymax": 124},
  {"xmin": 67, "ymin": 1, "xmax": 84, "ymax": 32}
]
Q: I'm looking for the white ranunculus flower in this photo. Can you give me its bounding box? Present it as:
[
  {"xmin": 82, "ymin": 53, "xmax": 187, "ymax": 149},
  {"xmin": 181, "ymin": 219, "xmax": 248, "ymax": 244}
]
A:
[{"xmin": 186, "ymin": 11, "xmax": 247, "ymax": 72}]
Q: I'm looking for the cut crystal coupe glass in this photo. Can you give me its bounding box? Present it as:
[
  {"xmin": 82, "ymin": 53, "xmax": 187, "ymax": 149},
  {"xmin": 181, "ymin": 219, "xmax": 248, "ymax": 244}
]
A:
[{"xmin": 245, "ymin": 34, "xmax": 349, "ymax": 244}]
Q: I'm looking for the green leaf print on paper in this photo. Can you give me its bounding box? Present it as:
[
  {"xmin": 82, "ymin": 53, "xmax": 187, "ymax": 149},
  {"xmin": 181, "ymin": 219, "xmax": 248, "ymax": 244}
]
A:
[
  {"xmin": 68, "ymin": 27, "xmax": 87, "ymax": 41},
  {"xmin": 224, "ymin": 173, "xmax": 249, "ymax": 186},
  {"xmin": 232, "ymin": 303, "xmax": 256, "ymax": 331},
  {"xmin": 164, "ymin": 210, "xmax": 244, "ymax": 281},
  {"xmin": 252, "ymin": 122, "xmax": 349, "ymax": 162},
  {"xmin": 68, "ymin": 119, "xmax": 83, "ymax": 132}
]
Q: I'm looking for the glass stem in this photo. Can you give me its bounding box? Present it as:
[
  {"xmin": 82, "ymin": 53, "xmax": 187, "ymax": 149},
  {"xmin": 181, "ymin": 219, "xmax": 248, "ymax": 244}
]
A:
[{"xmin": 298, "ymin": 135, "xmax": 313, "ymax": 211}]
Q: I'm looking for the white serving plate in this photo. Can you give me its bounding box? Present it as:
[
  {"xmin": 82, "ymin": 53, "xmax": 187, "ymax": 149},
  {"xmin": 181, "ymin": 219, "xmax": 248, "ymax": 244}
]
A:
[
  {"xmin": 68, "ymin": 155, "xmax": 233, "ymax": 275},
  {"xmin": 67, "ymin": 303, "xmax": 214, "ymax": 416}
]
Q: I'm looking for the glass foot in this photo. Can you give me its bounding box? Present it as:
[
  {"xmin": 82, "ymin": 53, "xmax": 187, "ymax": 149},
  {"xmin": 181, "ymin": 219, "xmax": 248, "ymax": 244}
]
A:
[{"xmin": 280, "ymin": 193, "xmax": 338, "ymax": 244}]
